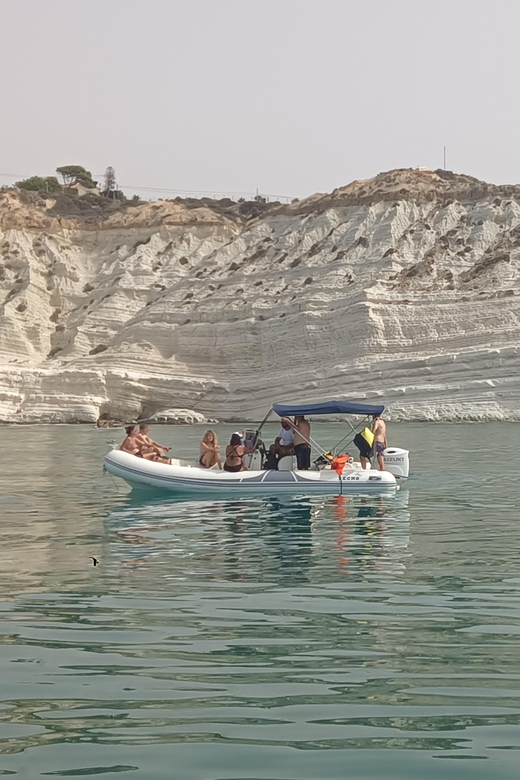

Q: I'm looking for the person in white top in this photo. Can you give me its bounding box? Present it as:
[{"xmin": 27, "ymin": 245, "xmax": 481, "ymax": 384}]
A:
[{"xmin": 269, "ymin": 418, "xmax": 295, "ymax": 462}]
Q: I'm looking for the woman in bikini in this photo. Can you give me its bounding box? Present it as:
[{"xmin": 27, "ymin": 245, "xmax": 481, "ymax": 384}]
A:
[
  {"xmin": 120, "ymin": 425, "xmax": 160, "ymax": 460},
  {"xmin": 120, "ymin": 425, "xmax": 143, "ymax": 456},
  {"xmin": 199, "ymin": 430, "xmax": 222, "ymax": 469},
  {"xmin": 224, "ymin": 433, "xmax": 247, "ymax": 472}
]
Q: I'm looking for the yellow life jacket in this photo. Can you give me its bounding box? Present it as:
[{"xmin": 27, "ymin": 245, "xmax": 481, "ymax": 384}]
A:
[{"xmin": 361, "ymin": 426, "xmax": 374, "ymax": 447}]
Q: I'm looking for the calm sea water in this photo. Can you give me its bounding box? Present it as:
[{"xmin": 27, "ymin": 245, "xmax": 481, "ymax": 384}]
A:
[{"xmin": 0, "ymin": 422, "xmax": 518, "ymax": 779}]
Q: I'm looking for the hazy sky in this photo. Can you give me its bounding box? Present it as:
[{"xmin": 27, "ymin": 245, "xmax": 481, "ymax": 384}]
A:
[{"xmin": 1, "ymin": 0, "xmax": 519, "ymax": 200}]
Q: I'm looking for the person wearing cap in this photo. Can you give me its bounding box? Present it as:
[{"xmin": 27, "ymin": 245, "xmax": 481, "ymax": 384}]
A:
[
  {"xmin": 269, "ymin": 417, "xmax": 295, "ymax": 461},
  {"xmin": 224, "ymin": 433, "xmax": 247, "ymax": 472}
]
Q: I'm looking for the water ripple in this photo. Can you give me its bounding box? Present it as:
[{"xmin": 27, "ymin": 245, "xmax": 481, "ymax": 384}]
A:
[{"xmin": 0, "ymin": 424, "xmax": 518, "ymax": 778}]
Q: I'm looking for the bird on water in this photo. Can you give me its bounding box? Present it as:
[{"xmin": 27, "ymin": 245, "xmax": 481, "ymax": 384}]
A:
[{"xmin": 90, "ymin": 557, "xmax": 99, "ymax": 566}]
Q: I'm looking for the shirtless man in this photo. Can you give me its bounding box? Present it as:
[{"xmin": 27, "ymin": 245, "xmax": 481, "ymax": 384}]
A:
[
  {"xmin": 137, "ymin": 424, "xmax": 171, "ymax": 462},
  {"xmin": 372, "ymin": 414, "xmax": 388, "ymax": 471},
  {"xmin": 288, "ymin": 415, "xmax": 311, "ymax": 470}
]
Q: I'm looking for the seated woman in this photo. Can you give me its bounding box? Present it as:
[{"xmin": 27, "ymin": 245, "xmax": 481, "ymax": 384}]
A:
[
  {"xmin": 120, "ymin": 425, "xmax": 160, "ymax": 460},
  {"xmin": 199, "ymin": 430, "xmax": 222, "ymax": 469},
  {"xmin": 224, "ymin": 433, "xmax": 247, "ymax": 473},
  {"xmin": 121, "ymin": 425, "xmax": 143, "ymax": 457}
]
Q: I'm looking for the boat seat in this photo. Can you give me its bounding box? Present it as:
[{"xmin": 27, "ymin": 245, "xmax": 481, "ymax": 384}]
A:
[{"xmin": 278, "ymin": 455, "xmax": 295, "ymax": 471}]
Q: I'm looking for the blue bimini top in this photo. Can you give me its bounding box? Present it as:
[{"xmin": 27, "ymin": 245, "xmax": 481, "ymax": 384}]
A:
[{"xmin": 272, "ymin": 400, "xmax": 385, "ymax": 417}]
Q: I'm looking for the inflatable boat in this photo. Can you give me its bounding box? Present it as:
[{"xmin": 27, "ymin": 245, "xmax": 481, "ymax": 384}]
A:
[{"xmin": 104, "ymin": 400, "xmax": 410, "ymax": 496}]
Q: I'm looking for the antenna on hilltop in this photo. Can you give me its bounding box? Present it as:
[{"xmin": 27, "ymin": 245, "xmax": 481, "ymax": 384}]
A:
[{"xmin": 443, "ymin": 146, "xmax": 447, "ymax": 171}]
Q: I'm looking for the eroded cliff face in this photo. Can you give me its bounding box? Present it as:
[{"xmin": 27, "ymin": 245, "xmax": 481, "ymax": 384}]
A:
[{"xmin": 1, "ymin": 168, "xmax": 520, "ymax": 422}]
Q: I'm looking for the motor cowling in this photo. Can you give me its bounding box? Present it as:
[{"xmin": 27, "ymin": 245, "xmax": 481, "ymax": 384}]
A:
[{"xmin": 382, "ymin": 447, "xmax": 409, "ymax": 478}]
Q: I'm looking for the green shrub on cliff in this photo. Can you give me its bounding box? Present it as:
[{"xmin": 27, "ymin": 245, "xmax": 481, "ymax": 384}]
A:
[{"xmin": 16, "ymin": 176, "xmax": 61, "ymax": 192}]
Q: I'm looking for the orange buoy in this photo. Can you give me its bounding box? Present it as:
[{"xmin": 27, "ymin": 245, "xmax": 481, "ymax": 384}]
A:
[{"xmin": 331, "ymin": 454, "xmax": 351, "ymax": 475}]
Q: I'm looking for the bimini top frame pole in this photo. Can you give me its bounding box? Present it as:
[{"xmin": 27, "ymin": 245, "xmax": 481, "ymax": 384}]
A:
[
  {"xmin": 330, "ymin": 414, "xmax": 372, "ymax": 454},
  {"xmin": 250, "ymin": 407, "xmax": 274, "ymax": 452},
  {"xmin": 271, "ymin": 400, "xmax": 385, "ymax": 458}
]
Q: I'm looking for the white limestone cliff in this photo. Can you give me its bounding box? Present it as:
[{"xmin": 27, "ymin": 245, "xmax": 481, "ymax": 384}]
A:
[{"xmin": 1, "ymin": 168, "xmax": 520, "ymax": 423}]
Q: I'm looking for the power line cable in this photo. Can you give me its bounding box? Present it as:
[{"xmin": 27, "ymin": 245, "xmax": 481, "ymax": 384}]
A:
[{"xmin": 0, "ymin": 171, "xmax": 296, "ymax": 202}]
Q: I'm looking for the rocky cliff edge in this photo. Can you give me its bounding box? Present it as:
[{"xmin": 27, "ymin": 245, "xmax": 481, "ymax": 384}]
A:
[{"xmin": 1, "ymin": 168, "xmax": 520, "ymax": 423}]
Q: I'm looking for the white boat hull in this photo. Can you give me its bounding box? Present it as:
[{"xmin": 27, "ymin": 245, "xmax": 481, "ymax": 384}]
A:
[{"xmin": 105, "ymin": 450, "xmax": 398, "ymax": 496}]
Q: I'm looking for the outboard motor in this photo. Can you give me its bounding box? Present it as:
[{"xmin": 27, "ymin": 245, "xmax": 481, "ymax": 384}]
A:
[{"xmin": 381, "ymin": 448, "xmax": 409, "ymax": 479}]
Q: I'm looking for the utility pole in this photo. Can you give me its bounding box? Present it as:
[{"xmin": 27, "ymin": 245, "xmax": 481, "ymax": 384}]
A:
[{"xmin": 443, "ymin": 146, "xmax": 447, "ymax": 170}]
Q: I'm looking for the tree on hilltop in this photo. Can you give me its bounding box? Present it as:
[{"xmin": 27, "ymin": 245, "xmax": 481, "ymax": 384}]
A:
[
  {"xmin": 102, "ymin": 166, "xmax": 124, "ymax": 200},
  {"xmin": 16, "ymin": 176, "xmax": 61, "ymax": 192},
  {"xmin": 56, "ymin": 165, "xmax": 97, "ymax": 189}
]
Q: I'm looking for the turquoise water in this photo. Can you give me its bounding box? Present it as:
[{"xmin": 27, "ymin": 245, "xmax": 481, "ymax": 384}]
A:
[{"xmin": 0, "ymin": 422, "xmax": 519, "ymax": 779}]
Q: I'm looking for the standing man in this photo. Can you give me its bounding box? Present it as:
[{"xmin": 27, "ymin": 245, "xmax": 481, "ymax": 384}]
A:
[
  {"xmin": 290, "ymin": 415, "xmax": 311, "ymax": 470},
  {"xmin": 372, "ymin": 414, "xmax": 387, "ymax": 471}
]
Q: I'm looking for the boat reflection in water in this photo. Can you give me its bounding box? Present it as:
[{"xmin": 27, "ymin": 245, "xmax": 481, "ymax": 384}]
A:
[{"xmin": 106, "ymin": 489, "xmax": 410, "ymax": 582}]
